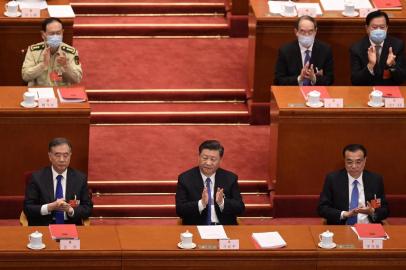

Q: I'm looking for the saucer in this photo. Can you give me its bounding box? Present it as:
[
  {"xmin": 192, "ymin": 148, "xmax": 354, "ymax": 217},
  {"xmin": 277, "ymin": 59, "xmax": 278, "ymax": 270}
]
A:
[
  {"xmin": 27, "ymin": 243, "xmax": 46, "ymax": 250},
  {"xmin": 4, "ymin": 11, "xmax": 21, "ymax": 17},
  {"xmin": 306, "ymin": 101, "xmax": 324, "ymax": 108},
  {"xmin": 177, "ymin": 242, "xmax": 196, "ymax": 249},
  {"xmin": 342, "ymin": 11, "xmax": 359, "ymax": 17},
  {"xmin": 318, "ymin": 242, "xmax": 336, "ymax": 249},
  {"xmin": 280, "ymin": 10, "xmax": 297, "ymax": 17},
  {"xmin": 368, "ymin": 101, "xmax": 384, "ymax": 107},
  {"xmin": 20, "ymin": 101, "xmax": 38, "ymax": 108}
]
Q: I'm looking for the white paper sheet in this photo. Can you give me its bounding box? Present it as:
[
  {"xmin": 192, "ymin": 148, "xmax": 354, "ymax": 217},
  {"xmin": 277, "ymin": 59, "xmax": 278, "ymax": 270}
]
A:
[
  {"xmin": 47, "ymin": 5, "xmax": 75, "ymax": 18},
  {"xmin": 197, "ymin": 225, "xmax": 228, "ymax": 240},
  {"xmin": 320, "ymin": 0, "xmax": 372, "ymax": 11},
  {"xmin": 18, "ymin": 0, "xmax": 48, "ymax": 10},
  {"xmin": 268, "ymin": 1, "xmax": 285, "ymax": 14},
  {"xmin": 252, "ymin": 231, "xmax": 287, "ymax": 248},
  {"xmin": 295, "ymin": 3, "xmax": 323, "ymax": 15},
  {"xmin": 29, "ymin": 87, "xmax": 55, "ymax": 100}
]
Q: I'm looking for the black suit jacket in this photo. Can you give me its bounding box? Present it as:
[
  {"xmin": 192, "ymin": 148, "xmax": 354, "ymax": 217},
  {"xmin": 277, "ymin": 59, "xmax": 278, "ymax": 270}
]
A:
[
  {"xmin": 350, "ymin": 35, "xmax": 406, "ymax": 85},
  {"xmin": 274, "ymin": 39, "xmax": 334, "ymax": 85},
  {"xmin": 318, "ymin": 169, "xmax": 389, "ymax": 225},
  {"xmin": 175, "ymin": 167, "xmax": 245, "ymax": 225},
  {"xmin": 23, "ymin": 166, "xmax": 93, "ymax": 226}
]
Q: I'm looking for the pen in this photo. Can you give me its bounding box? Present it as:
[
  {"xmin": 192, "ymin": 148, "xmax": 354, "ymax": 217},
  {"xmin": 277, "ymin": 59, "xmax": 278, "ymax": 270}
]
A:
[{"xmin": 74, "ymin": 194, "xmax": 76, "ymax": 201}]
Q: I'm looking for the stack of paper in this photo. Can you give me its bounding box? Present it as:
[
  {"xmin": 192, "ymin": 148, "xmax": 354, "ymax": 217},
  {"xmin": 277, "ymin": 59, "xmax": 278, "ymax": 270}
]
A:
[
  {"xmin": 28, "ymin": 87, "xmax": 55, "ymax": 100},
  {"xmin": 352, "ymin": 224, "xmax": 389, "ymax": 240},
  {"xmin": 320, "ymin": 0, "xmax": 373, "ymax": 11},
  {"xmin": 197, "ymin": 225, "xmax": 228, "ymax": 239},
  {"xmin": 19, "ymin": 0, "xmax": 48, "ymax": 10},
  {"xmin": 47, "ymin": 5, "xmax": 75, "ymax": 18},
  {"xmin": 252, "ymin": 232, "xmax": 287, "ymax": 248}
]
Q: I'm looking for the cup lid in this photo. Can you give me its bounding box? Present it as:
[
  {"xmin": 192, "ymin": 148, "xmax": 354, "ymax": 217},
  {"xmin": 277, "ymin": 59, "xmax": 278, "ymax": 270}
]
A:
[
  {"xmin": 321, "ymin": 230, "xmax": 333, "ymax": 237},
  {"xmin": 31, "ymin": 231, "xmax": 43, "ymax": 237}
]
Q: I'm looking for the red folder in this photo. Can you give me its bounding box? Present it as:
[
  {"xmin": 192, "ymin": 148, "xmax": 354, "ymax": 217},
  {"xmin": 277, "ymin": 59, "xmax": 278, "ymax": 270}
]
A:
[
  {"xmin": 372, "ymin": 0, "xmax": 402, "ymax": 10},
  {"xmin": 354, "ymin": 224, "xmax": 387, "ymax": 239},
  {"xmin": 58, "ymin": 87, "xmax": 87, "ymax": 101},
  {"xmin": 49, "ymin": 224, "xmax": 79, "ymax": 240},
  {"xmin": 300, "ymin": 86, "xmax": 330, "ymax": 100},
  {"xmin": 373, "ymin": 86, "xmax": 403, "ymax": 98}
]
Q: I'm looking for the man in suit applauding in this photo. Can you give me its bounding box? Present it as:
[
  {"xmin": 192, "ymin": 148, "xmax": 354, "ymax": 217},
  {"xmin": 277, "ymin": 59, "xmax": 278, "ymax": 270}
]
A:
[
  {"xmin": 176, "ymin": 140, "xmax": 245, "ymax": 225},
  {"xmin": 350, "ymin": 10, "xmax": 406, "ymax": 85},
  {"xmin": 318, "ymin": 144, "xmax": 389, "ymax": 225},
  {"xmin": 274, "ymin": 15, "xmax": 334, "ymax": 86},
  {"xmin": 24, "ymin": 137, "xmax": 93, "ymax": 226}
]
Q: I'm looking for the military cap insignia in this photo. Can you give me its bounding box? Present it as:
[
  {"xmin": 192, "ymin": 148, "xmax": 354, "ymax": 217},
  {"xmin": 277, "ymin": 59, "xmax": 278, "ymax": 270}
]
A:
[
  {"xmin": 61, "ymin": 45, "xmax": 76, "ymax": 54},
  {"xmin": 74, "ymin": 55, "xmax": 80, "ymax": 65},
  {"xmin": 30, "ymin": 43, "xmax": 45, "ymax": 51}
]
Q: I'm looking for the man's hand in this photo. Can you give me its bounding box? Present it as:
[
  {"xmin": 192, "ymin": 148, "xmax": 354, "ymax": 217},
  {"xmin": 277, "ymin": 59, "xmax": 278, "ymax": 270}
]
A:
[
  {"xmin": 299, "ymin": 62, "xmax": 310, "ymax": 81},
  {"xmin": 56, "ymin": 52, "xmax": 68, "ymax": 69},
  {"xmin": 201, "ymin": 187, "xmax": 209, "ymax": 207},
  {"xmin": 215, "ymin": 188, "xmax": 224, "ymax": 205},
  {"xmin": 367, "ymin": 45, "xmax": 377, "ymax": 69},
  {"xmin": 342, "ymin": 209, "xmax": 357, "ymax": 219},
  {"xmin": 386, "ymin": 47, "xmax": 396, "ymax": 67},
  {"xmin": 47, "ymin": 198, "xmax": 66, "ymax": 212},
  {"xmin": 355, "ymin": 202, "xmax": 375, "ymax": 216}
]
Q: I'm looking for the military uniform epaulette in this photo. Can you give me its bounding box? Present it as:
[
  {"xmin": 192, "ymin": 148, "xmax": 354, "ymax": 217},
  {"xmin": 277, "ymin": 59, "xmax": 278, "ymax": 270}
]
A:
[
  {"xmin": 30, "ymin": 43, "xmax": 45, "ymax": 51},
  {"xmin": 61, "ymin": 45, "xmax": 76, "ymax": 54}
]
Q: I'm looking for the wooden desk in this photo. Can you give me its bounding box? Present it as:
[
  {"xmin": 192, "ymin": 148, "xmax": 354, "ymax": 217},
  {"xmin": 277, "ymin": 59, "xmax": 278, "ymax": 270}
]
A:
[
  {"xmin": 0, "ymin": 226, "xmax": 122, "ymax": 270},
  {"xmin": 0, "ymin": 0, "xmax": 73, "ymax": 85},
  {"xmin": 270, "ymin": 86, "xmax": 406, "ymax": 197},
  {"xmin": 0, "ymin": 86, "xmax": 90, "ymax": 195},
  {"xmin": 248, "ymin": 0, "xmax": 406, "ymax": 119},
  {"xmin": 310, "ymin": 225, "xmax": 406, "ymax": 270},
  {"xmin": 118, "ymin": 225, "xmax": 317, "ymax": 270},
  {"xmin": 0, "ymin": 225, "xmax": 405, "ymax": 269}
]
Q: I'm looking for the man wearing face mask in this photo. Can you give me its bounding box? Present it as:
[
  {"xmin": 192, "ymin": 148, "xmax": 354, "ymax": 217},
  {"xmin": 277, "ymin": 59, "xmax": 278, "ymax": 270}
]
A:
[
  {"xmin": 350, "ymin": 10, "xmax": 406, "ymax": 86},
  {"xmin": 274, "ymin": 16, "xmax": 334, "ymax": 86},
  {"xmin": 22, "ymin": 17, "xmax": 82, "ymax": 87}
]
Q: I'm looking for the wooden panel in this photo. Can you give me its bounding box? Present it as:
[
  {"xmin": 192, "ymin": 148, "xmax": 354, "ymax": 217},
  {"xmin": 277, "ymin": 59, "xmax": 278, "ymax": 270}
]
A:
[
  {"xmin": 0, "ymin": 0, "xmax": 73, "ymax": 85},
  {"xmin": 0, "ymin": 86, "xmax": 90, "ymax": 195},
  {"xmin": 271, "ymin": 86, "xmax": 406, "ymax": 195},
  {"xmin": 248, "ymin": 0, "xmax": 406, "ymax": 103}
]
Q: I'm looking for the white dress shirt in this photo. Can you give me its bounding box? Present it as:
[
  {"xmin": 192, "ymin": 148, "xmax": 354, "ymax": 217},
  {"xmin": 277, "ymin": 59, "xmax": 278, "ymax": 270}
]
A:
[
  {"xmin": 198, "ymin": 171, "xmax": 224, "ymax": 223},
  {"xmin": 367, "ymin": 39, "xmax": 385, "ymax": 75},
  {"xmin": 297, "ymin": 43, "xmax": 316, "ymax": 85}
]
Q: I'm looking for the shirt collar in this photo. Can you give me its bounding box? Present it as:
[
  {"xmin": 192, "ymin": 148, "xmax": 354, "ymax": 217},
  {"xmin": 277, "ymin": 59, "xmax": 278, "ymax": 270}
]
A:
[
  {"xmin": 51, "ymin": 166, "xmax": 67, "ymax": 181},
  {"xmin": 369, "ymin": 39, "xmax": 384, "ymax": 47},
  {"xmin": 200, "ymin": 171, "xmax": 216, "ymax": 183},
  {"xmin": 347, "ymin": 172, "xmax": 363, "ymax": 186},
  {"xmin": 299, "ymin": 42, "xmax": 314, "ymax": 54}
]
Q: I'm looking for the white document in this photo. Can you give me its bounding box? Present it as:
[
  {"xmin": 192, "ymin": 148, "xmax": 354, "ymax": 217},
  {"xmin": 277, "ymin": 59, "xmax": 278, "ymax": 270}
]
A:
[
  {"xmin": 268, "ymin": 1, "xmax": 285, "ymax": 14},
  {"xmin": 252, "ymin": 232, "xmax": 287, "ymax": 248},
  {"xmin": 197, "ymin": 225, "xmax": 228, "ymax": 240},
  {"xmin": 295, "ymin": 3, "xmax": 323, "ymax": 15},
  {"xmin": 47, "ymin": 5, "xmax": 75, "ymax": 18},
  {"xmin": 18, "ymin": 0, "xmax": 48, "ymax": 10},
  {"xmin": 320, "ymin": 0, "xmax": 372, "ymax": 11},
  {"xmin": 28, "ymin": 87, "xmax": 55, "ymax": 100}
]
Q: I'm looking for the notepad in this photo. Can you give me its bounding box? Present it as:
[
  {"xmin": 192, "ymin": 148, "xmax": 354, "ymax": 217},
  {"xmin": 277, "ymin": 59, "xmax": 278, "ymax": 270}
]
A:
[
  {"xmin": 49, "ymin": 224, "xmax": 79, "ymax": 240},
  {"xmin": 252, "ymin": 232, "xmax": 287, "ymax": 249}
]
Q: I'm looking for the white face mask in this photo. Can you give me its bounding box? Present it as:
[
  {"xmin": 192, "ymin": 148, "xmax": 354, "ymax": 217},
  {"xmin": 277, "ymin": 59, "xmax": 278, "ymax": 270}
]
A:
[
  {"xmin": 46, "ymin": 35, "xmax": 63, "ymax": 49},
  {"xmin": 298, "ymin": 34, "xmax": 315, "ymax": 48}
]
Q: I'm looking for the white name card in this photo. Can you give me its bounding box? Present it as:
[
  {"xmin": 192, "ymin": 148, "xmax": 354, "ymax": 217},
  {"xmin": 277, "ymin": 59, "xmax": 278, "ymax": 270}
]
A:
[
  {"xmin": 363, "ymin": 239, "xmax": 383, "ymax": 249},
  {"xmin": 297, "ymin": 7, "xmax": 317, "ymax": 17},
  {"xmin": 324, "ymin": 98, "xmax": 344, "ymax": 108},
  {"xmin": 385, "ymin": 98, "xmax": 404, "ymax": 108},
  {"xmin": 21, "ymin": 8, "xmax": 40, "ymax": 17},
  {"xmin": 219, "ymin": 239, "xmax": 239, "ymax": 250},
  {"xmin": 359, "ymin": 8, "xmax": 377, "ymax": 18},
  {"xmin": 38, "ymin": 97, "xmax": 58, "ymax": 108},
  {"xmin": 60, "ymin": 239, "xmax": 80, "ymax": 250}
]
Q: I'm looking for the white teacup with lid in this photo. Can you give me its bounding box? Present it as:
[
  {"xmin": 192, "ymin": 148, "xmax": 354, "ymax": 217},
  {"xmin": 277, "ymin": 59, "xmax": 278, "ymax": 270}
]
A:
[
  {"xmin": 319, "ymin": 230, "xmax": 335, "ymax": 248},
  {"xmin": 306, "ymin": 90, "xmax": 322, "ymax": 107},
  {"xmin": 179, "ymin": 230, "xmax": 195, "ymax": 249},
  {"xmin": 369, "ymin": 89, "xmax": 384, "ymax": 107},
  {"xmin": 28, "ymin": 231, "xmax": 45, "ymax": 250},
  {"xmin": 4, "ymin": 1, "xmax": 20, "ymax": 16}
]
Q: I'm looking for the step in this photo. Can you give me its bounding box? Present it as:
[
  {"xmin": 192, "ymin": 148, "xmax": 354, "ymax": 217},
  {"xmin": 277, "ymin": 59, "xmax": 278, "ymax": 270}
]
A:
[
  {"xmin": 86, "ymin": 89, "xmax": 247, "ymax": 101},
  {"xmin": 74, "ymin": 15, "xmax": 228, "ymax": 36},
  {"xmin": 89, "ymin": 179, "xmax": 268, "ymax": 193},
  {"xmin": 72, "ymin": 2, "xmax": 226, "ymax": 15},
  {"xmin": 90, "ymin": 102, "xmax": 250, "ymax": 124}
]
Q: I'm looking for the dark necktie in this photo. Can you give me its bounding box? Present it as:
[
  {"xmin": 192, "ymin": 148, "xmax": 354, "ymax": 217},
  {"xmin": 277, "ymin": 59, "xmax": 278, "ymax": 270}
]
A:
[
  {"xmin": 205, "ymin": 178, "xmax": 212, "ymax": 225},
  {"xmin": 375, "ymin": 45, "xmax": 381, "ymax": 65},
  {"xmin": 55, "ymin": 174, "xmax": 64, "ymax": 224},
  {"xmin": 303, "ymin": 50, "xmax": 311, "ymax": 86},
  {"xmin": 347, "ymin": 180, "xmax": 359, "ymax": 225}
]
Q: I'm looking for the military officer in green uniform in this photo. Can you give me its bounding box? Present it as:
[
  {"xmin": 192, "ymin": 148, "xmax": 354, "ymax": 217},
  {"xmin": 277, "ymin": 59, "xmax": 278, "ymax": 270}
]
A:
[{"xmin": 22, "ymin": 17, "xmax": 82, "ymax": 87}]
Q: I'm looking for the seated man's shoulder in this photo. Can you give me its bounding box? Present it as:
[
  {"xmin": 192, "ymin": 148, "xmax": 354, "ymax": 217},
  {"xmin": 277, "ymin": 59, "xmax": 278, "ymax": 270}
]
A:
[
  {"xmin": 363, "ymin": 170, "xmax": 383, "ymax": 181},
  {"xmin": 315, "ymin": 39, "xmax": 332, "ymax": 50},
  {"xmin": 279, "ymin": 40, "xmax": 298, "ymax": 53},
  {"xmin": 325, "ymin": 169, "xmax": 346, "ymax": 180},
  {"xmin": 60, "ymin": 43, "xmax": 78, "ymax": 55},
  {"xmin": 68, "ymin": 167, "xmax": 87, "ymax": 180},
  {"xmin": 29, "ymin": 42, "xmax": 45, "ymax": 52},
  {"xmin": 216, "ymin": 167, "xmax": 237, "ymax": 179},
  {"xmin": 178, "ymin": 167, "xmax": 199, "ymax": 178},
  {"xmin": 387, "ymin": 35, "xmax": 404, "ymax": 47}
]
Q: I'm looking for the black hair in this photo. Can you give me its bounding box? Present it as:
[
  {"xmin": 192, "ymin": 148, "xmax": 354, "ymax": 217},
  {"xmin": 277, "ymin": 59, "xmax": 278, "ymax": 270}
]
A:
[
  {"xmin": 48, "ymin": 137, "xmax": 72, "ymax": 152},
  {"xmin": 199, "ymin": 140, "xmax": 224, "ymax": 158},
  {"xmin": 342, "ymin": 144, "xmax": 367, "ymax": 158},
  {"xmin": 41, "ymin": 17, "xmax": 63, "ymax": 32},
  {"xmin": 366, "ymin": 10, "xmax": 389, "ymax": 26},
  {"xmin": 295, "ymin": 15, "xmax": 317, "ymax": 30}
]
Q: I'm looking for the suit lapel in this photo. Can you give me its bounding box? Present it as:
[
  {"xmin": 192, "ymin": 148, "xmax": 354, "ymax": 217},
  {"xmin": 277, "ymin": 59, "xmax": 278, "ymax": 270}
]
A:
[
  {"xmin": 340, "ymin": 170, "xmax": 350, "ymax": 210},
  {"xmin": 45, "ymin": 167, "xmax": 55, "ymax": 201},
  {"xmin": 65, "ymin": 168, "xmax": 74, "ymax": 201},
  {"xmin": 362, "ymin": 171, "xmax": 373, "ymax": 202},
  {"xmin": 294, "ymin": 41, "xmax": 304, "ymax": 70}
]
